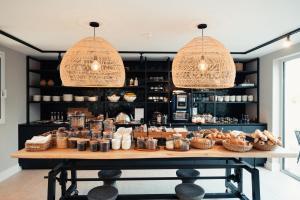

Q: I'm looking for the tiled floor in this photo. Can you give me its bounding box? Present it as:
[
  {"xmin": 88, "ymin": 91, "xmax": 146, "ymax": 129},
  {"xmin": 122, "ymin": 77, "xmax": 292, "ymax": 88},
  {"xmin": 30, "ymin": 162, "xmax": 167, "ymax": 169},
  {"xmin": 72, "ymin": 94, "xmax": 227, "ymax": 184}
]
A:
[{"xmin": 0, "ymin": 168, "xmax": 299, "ymax": 200}]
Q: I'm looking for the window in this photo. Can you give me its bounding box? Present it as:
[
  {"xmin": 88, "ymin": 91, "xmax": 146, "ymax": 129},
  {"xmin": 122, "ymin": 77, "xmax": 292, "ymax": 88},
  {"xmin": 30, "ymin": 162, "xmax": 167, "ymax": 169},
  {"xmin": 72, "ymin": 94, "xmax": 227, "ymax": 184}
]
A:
[
  {"xmin": 282, "ymin": 55, "xmax": 300, "ymax": 180},
  {"xmin": 0, "ymin": 51, "xmax": 6, "ymax": 124}
]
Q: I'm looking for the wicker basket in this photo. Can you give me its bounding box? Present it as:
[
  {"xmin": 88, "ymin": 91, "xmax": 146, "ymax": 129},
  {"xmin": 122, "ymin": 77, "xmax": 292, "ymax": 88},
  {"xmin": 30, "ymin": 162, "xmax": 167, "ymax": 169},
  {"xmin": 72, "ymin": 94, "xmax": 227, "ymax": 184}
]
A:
[
  {"xmin": 253, "ymin": 143, "xmax": 277, "ymax": 151},
  {"xmin": 191, "ymin": 139, "xmax": 215, "ymax": 150},
  {"xmin": 25, "ymin": 140, "xmax": 51, "ymax": 152},
  {"xmin": 223, "ymin": 140, "xmax": 253, "ymax": 152}
]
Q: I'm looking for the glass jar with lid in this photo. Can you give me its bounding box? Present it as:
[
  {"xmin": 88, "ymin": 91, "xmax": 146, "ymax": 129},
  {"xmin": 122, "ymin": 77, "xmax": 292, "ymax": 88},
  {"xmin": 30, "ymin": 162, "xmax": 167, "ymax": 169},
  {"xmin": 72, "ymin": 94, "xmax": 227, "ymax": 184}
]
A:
[{"xmin": 68, "ymin": 112, "xmax": 86, "ymax": 129}]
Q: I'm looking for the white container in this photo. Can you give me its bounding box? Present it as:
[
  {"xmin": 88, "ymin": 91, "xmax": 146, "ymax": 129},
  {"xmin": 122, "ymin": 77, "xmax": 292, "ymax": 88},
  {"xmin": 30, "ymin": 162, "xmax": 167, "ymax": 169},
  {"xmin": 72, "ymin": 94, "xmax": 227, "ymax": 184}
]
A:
[
  {"xmin": 112, "ymin": 139, "xmax": 121, "ymax": 150},
  {"xmin": 121, "ymin": 139, "xmax": 131, "ymax": 150},
  {"xmin": 88, "ymin": 96, "xmax": 98, "ymax": 102},
  {"xmin": 248, "ymin": 95, "xmax": 254, "ymax": 102},
  {"xmin": 52, "ymin": 96, "xmax": 60, "ymax": 102},
  {"xmin": 43, "ymin": 95, "xmax": 51, "ymax": 102},
  {"xmin": 242, "ymin": 95, "xmax": 248, "ymax": 102},
  {"xmin": 33, "ymin": 95, "xmax": 41, "ymax": 102},
  {"xmin": 75, "ymin": 96, "xmax": 84, "ymax": 102},
  {"xmin": 236, "ymin": 95, "xmax": 242, "ymax": 102},
  {"xmin": 217, "ymin": 96, "xmax": 224, "ymax": 102},
  {"xmin": 63, "ymin": 94, "xmax": 73, "ymax": 102},
  {"xmin": 224, "ymin": 95, "xmax": 230, "ymax": 102},
  {"xmin": 230, "ymin": 95, "xmax": 236, "ymax": 102}
]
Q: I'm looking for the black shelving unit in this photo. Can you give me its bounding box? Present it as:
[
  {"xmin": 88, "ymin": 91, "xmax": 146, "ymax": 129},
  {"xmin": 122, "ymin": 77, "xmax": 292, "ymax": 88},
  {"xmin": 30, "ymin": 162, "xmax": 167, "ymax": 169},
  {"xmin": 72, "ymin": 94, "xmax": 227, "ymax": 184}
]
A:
[
  {"xmin": 26, "ymin": 56, "xmax": 260, "ymax": 124},
  {"xmin": 191, "ymin": 58, "xmax": 260, "ymax": 122}
]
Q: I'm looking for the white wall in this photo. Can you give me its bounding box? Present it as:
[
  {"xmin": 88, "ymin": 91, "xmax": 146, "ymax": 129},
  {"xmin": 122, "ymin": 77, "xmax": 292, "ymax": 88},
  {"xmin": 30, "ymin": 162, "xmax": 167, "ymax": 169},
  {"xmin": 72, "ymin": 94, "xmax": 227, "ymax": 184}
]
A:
[
  {"xmin": 0, "ymin": 45, "xmax": 26, "ymax": 173},
  {"xmin": 260, "ymin": 42, "xmax": 300, "ymax": 133},
  {"xmin": 260, "ymin": 42, "xmax": 300, "ymax": 169}
]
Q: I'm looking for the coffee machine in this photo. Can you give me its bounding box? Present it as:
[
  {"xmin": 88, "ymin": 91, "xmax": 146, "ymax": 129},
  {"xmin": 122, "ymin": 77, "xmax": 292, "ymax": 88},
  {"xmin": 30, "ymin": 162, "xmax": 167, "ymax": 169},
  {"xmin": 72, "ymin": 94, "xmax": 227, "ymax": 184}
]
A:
[{"xmin": 171, "ymin": 90, "xmax": 191, "ymax": 122}]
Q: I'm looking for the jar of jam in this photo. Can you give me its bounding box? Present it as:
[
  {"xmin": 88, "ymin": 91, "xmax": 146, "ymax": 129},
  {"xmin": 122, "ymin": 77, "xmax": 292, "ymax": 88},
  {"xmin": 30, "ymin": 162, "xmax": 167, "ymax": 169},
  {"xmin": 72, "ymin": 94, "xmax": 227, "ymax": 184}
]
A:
[
  {"xmin": 90, "ymin": 140, "xmax": 99, "ymax": 152},
  {"xmin": 99, "ymin": 139, "xmax": 110, "ymax": 152},
  {"xmin": 77, "ymin": 140, "xmax": 87, "ymax": 151}
]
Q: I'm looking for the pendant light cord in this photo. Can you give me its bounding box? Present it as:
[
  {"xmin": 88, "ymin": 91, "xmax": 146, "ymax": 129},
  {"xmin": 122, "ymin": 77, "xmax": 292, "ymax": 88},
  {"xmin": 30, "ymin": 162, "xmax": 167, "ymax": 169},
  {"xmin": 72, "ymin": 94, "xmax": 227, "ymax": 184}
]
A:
[{"xmin": 201, "ymin": 28, "xmax": 204, "ymax": 57}]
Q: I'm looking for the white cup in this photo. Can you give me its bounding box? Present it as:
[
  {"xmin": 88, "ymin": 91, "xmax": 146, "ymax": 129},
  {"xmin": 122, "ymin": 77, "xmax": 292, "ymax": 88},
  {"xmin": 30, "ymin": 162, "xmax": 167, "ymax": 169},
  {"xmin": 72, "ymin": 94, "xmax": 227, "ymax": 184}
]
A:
[
  {"xmin": 224, "ymin": 95, "xmax": 230, "ymax": 102},
  {"xmin": 52, "ymin": 96, "xmax": 61, "ymax": 102},
  {"xmin": 242, "ymin": 95, "xmax": 248, "ymax": 102},
  {"xmin": 33, "ymin": 95, "xmax": 41, "ymax": 102},
  {"xmin": 122, "ymin": 139, "xmax": 131, "ymax": 150},
  {"xmin": 43, "ymin": 95, "xmax": 51, "ymax": 102},
  {"xmin": 217, "ymin": 96, "xmax": 224, "ymax": 102},
  {"xmin": 248, "ymin": 95, "xmax": 254, "ymax": 102},
  {"xmin": 230, "ymin": 95, "xmax": 236, "ymax": 102},
  {"xmin": 112, "ymin": 139, "xmax": 121, "ymax": 150},
  {"xmin": 236, "ymin": 95, "xmax": 242, "ymax": 102}
]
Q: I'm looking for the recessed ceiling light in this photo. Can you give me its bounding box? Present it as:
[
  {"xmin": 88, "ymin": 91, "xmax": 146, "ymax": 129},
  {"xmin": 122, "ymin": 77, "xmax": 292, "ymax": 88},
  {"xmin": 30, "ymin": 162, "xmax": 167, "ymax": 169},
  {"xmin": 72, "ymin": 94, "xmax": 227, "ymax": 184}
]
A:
[{"xmin": 141, "ymin": 32, "xmax": 153, "ymax": 39}]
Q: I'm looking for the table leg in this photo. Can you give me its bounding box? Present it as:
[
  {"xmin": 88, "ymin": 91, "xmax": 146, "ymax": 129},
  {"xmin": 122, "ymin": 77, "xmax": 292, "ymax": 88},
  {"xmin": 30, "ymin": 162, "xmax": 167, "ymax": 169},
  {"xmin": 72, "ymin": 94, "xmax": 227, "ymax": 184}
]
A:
[
  {"xmin": 251, "ymin": 168, "xmax": 261, "ymax": 200},
  {"xmin": 60, "ymin": 169, "xmax": 67, "ymax": 198},
  {"xmin": 225, "ymin": 159, "xmax": 231, "ymax": 192},
  {"xmin": 47, "ymin": 170, "xmax": 57, "ymax": 200}
]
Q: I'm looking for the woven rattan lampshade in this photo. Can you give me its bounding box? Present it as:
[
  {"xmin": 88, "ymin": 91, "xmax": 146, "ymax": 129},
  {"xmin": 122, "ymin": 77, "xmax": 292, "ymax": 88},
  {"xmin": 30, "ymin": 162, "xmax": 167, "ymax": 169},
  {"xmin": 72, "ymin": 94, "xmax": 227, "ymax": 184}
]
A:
[
  {"xmin": 60, "ymin": 36, "xmax": 125, "ymax": 87},
  {"xmin": 172, "ymin": 29, "xmax": 236, "ymax": 89}
]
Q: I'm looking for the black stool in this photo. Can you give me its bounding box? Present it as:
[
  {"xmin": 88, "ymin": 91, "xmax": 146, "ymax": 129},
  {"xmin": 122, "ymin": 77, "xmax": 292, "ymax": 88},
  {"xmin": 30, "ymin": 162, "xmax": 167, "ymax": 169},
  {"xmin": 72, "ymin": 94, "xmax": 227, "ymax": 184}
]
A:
[
  {"xmin": 176, "ymin": 169, "xmax": 200, "ymax": 183},
  {"xmin": 87, "ymin": 186, "xmax": 118, "ymax": 200},
  {"xmin": 98, "ymin": 170, "xmax": 122, "ymax": 187},
  {"xmin": 175, "ymin": 183, "xmax": 205, "ymax": 200}
]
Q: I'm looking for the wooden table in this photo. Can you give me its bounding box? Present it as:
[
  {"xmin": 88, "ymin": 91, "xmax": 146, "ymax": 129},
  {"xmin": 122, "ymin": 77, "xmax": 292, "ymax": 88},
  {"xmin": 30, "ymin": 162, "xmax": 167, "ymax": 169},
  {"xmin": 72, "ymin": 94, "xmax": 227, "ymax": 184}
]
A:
[{"xmin": 11, "ymin": 147, "xmax": 297, "ymax": 200}]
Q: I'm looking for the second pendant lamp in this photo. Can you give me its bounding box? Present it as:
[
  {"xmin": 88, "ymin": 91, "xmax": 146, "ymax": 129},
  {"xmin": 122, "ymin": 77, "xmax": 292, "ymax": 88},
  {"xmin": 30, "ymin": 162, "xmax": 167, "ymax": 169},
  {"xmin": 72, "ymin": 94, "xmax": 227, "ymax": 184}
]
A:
[
  {"xmin": 60, "ymin": 22, "xmax": 125, "ymax": 87},
  {"xmin": 172, "ymin": 24, "xmax": 236, "ymax": 89}
]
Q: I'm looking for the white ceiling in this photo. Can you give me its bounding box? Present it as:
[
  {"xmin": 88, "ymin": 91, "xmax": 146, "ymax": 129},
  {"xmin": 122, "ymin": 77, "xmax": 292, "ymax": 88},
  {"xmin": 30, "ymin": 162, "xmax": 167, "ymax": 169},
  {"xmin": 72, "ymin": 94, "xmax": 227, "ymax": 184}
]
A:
[{"xmin": 0, "ymin": 0, "xmax": 300, "ymax": 59}]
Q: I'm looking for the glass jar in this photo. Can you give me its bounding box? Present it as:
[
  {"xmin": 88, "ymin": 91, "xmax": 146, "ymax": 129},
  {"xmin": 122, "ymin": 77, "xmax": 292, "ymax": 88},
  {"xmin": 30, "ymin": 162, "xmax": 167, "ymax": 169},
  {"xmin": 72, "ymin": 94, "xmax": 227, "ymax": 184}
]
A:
[
  {"xmin": 90, "ymin": 140, "xmax": 99, "ymax": 152},
  {"xmin": 136, "ymin": 137, "xmax": 146, "ymax": 149},
  {"xmin": 180, "ymin": 138, "xmax": 190, "ymax": 151},
  {"xmin": 146, "ymin": 138, "xmax": 157, "ymax": 150},
  {"xmin": 103, "ymin": 118, "xmax": 115, "ymax": 132},
  {"xmin": 69, "ymin": 112, "xmax": 86, "ymax": 129},
  {"xmin": 77, "ymin": 140, "xmax": 87, "ymax": 151},
  {"xmin": 99, "ymin": 139, "xmax": 110, "ymax": 152},
  {"xmin": 166, "ymin": 137, "xmax": 174, "ymax": 150},
  {"xmin": 89, "ymin": 119, "xmax": 103, "ymax": 132}
]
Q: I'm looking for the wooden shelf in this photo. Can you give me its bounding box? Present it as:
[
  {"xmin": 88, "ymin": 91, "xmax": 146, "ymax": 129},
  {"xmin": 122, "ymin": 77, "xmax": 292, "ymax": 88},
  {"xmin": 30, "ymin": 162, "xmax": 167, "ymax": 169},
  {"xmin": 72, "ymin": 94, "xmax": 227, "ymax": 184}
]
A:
[{"xmin": 29, "ymin": 85, "xmax": 145, "ymax": 89}]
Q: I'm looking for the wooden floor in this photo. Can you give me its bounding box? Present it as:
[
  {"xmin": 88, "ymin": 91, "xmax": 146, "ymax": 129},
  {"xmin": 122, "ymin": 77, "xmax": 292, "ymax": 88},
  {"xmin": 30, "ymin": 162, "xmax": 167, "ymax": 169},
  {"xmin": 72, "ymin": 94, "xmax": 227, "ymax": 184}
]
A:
[{"xmin": 0, "ymin": 168, "xmax": 299, "ymax": 200}]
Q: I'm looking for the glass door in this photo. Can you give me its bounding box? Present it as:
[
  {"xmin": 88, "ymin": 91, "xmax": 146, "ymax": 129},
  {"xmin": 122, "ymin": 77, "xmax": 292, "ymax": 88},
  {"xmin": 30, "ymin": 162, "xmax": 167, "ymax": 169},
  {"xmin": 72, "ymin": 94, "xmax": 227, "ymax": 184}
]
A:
[{"xmin": 282, "ymin": 56, "xmax": 300, "ymax": 180}]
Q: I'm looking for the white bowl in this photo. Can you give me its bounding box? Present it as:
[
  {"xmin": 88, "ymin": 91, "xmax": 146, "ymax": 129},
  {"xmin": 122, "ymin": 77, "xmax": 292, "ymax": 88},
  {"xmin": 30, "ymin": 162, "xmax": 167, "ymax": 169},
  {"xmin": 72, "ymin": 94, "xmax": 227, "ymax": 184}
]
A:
[
  {"xmin": 124, "ymin": 95, "xmax": 137, "ymax": 102},
  {"xmin": 107, "ymin": 95, "xmax": 120, "ymax": 102},
  {"xmin": 88, "ymin": 96, "xmax": 98, "ymax": 102},
  {"xmin": 63, "ymin": 94, "xmax": 73, "ymax": 102},
  {"xmin": 75, "ymin": 96, "xmax": 84, "ymax": 102},
  {"xmin": 33, "ymin": 95, "xmax": 41, "ymax": 102},
  {"xmin": 52, "ymin": 96, "xmax": 61, "ymax": 102},
  {"xmin": 43, "ymin": 95, "xmax": 51, "ymax": 102}
]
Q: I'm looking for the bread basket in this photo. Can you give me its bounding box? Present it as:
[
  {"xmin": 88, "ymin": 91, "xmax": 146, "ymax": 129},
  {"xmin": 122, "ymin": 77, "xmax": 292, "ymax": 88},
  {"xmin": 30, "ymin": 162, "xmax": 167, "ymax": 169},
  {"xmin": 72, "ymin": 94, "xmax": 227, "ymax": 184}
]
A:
[
  {"xmin": 223, "ymin": 140, "xmax": 253, "ymax": 152},
  {"xmin": 191, "ymin": 138, "xmax": 215, "ymax": 150},
  {"xmin": 253, "ymin": 143, "xmax": 277, "ymax": 151}
]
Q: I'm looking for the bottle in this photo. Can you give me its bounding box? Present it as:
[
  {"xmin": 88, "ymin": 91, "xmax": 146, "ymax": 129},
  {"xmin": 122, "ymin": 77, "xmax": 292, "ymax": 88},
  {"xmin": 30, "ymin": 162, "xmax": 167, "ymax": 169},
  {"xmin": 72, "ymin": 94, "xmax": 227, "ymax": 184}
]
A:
[
  {"xmin": 134, "ymin": 77, "xmax": 138, "ymax": 86},
  {"xmin": 129, "ymin": 78, "xmax": 134, "ymax": 86}
]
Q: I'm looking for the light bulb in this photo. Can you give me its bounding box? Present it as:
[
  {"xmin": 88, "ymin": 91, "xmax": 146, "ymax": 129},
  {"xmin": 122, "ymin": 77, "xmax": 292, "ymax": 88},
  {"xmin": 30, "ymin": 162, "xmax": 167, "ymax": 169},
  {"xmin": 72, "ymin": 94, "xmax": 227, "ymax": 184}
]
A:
[
  {"xmin": 91, "ymin": 60, "xmax": 101, "ymax": 71},
  {"xmin": 283, "ymin": 36, "xmax": 292, "ymax": 48},
  {"xmin": 198, "ymin": 56, "xmax": 208, "ymax": 71}
]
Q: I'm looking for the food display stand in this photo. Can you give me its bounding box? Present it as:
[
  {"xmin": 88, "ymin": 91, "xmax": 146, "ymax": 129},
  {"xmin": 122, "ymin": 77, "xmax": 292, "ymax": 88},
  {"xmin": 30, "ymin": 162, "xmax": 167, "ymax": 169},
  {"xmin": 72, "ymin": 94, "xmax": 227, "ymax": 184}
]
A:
[{"xmin": 11, "ymin": 146, "xmax": 297, "ymax": 200}]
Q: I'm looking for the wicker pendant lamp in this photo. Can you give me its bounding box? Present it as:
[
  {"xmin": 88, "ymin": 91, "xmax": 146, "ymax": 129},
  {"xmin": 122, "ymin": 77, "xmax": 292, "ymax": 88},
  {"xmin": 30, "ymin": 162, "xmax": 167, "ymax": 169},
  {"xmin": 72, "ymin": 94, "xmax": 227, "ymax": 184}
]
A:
[
  {"xmin": 172, "ymin": 24, "xmax": 236, "ymax": 89},
  {"xmin": 60, "ymin": 22, "xmax": 125, "ymax": 87}
]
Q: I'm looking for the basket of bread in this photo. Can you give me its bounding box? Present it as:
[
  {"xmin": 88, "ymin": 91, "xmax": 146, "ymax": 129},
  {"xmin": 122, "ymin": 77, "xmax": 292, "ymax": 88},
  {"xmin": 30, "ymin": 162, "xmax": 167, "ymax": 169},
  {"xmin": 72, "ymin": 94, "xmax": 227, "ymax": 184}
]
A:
[
  {"xmin": 251, "ymin": 130, "xmax": 282, "ymax": 151},
  {"xmin": 200, "ymin": 129, "xmax": 232, "ymax": 145},
  {"xmin": 223, "ymin": 133, "xmax": 253, "ymax": 152},
  {"xmin": 190, "ymin": 137, "xmax": 215, "ymax": 150}
]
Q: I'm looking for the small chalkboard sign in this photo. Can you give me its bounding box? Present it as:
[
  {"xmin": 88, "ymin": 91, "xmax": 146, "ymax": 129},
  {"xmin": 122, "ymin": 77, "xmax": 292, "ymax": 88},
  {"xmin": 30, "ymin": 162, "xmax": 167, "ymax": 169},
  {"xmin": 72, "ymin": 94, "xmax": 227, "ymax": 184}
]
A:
[{"xmin": 245, "ymin": 135, "xmax": 255, "ymax": 142}]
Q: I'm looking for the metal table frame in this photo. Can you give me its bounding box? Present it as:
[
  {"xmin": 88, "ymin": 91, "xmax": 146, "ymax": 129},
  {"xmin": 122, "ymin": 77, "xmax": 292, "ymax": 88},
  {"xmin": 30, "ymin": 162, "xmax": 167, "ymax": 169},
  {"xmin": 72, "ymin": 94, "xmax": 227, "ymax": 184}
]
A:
[{"xmin": 46, "ymin": 157, "xmax": 260, "ymax": 200}]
